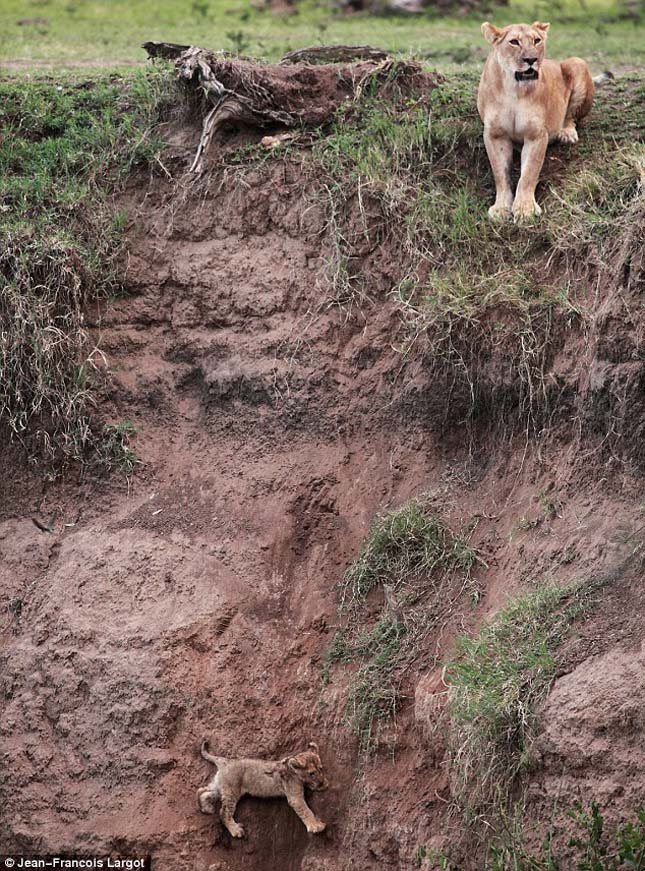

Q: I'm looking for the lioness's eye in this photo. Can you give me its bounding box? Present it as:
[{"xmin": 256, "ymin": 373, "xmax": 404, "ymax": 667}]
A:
[
  {"xmin": 534, "ymin": 37, "xmax": 542, "ymax": 44},
  {"xmin": 510, "ymin": 39, "xmax": 520, "ymax": 45}
]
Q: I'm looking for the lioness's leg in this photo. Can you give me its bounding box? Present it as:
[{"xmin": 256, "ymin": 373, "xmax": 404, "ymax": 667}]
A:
[
  {"xmin": 220, "ymin": 794, "xmax": 245, "ymax": 838},
  {"xmin": 557, "ymin": 58, "xmax": 595, "ymax": 144},
  {"xmin": 483, "ymin": 129, "xmax": 514, "ymax": 221},
  {"xmin": 285, "ymin": 786, "xmax": 326, "ymax": 834},
  {"xmin": 513, "ymin": 131, "xmax": 548, "ymax": 221}
]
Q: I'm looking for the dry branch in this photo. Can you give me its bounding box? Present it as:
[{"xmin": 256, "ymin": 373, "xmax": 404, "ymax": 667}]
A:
[{"xmin": 143, "ymin": 42, "xmax": 436, "ymax": 173}]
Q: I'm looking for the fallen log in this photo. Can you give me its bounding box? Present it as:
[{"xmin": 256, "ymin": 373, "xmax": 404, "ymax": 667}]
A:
[{"xmin": 143, "ymin": 42, "xmax": 438, "ymax": 173}]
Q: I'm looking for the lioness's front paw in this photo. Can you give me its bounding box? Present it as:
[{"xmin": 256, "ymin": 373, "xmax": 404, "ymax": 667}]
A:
[
  {"xmin": 229, "ymin": 823, "xmax": 245, "ymax": 838},
  {"xmin": 307, "ymin": 819, "xmax": 326, "ymax": 834},
  {"xmin": 556, "ymin": 126, "xmax": 578, "ymax": 144},
  {"xmin": 512, "ymin": 198, "xmax": 542, "ymax": 222},
  {"xmin": 488, "ymin": 203, "xmax": 512, "ymax": 222}
]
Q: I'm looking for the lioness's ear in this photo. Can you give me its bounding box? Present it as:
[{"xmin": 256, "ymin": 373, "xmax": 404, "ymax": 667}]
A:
[
  {"xmin": 532, "ymin": 21, "xmax": 550, "ymax": 35},
  {"xmin": 481, "ymin": 22, "xmax": 504, "ymax": 44}
]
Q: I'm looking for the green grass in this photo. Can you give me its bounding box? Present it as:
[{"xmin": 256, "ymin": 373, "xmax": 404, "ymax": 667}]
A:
[
  {"xmin": 344, "ymin": 497, "xmax": 478, "ymax": 601},
  {"xmin": 445, "ymin": 578, "xmax": 605, "ymax": 827},
  {"xmin": 0, "ymin": 0, "xmax": 643, "ymax": 72},
  {"xmin": 0, "ymin": 69, "xmax": 171, "ymax": 462},
  {"xmin": 426, "ymin": 802, "xmax": 645, "ymax": 870},
  {"xmin": 325, "ymin": 497, "xmax": 479, "ymax": 752},
  {"xmin": 328, "ymin": 617, "xmax": 407, "ymax": 750},
  {"xmin": 95, "ymin": 421, "xmax": 141, "ymax": 475}
]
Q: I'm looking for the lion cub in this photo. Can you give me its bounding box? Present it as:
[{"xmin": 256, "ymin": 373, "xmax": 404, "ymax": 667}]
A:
[
  {"xmin": 198, "ymin": 739, "xmax": 329, "ymax": 838},
  {"xmin": 478, "ymin": 21, "xmax": 594, "ymax": 221}
]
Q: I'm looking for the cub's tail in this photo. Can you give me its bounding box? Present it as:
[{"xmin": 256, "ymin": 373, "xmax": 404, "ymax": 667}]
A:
[{"xmin": 201, "ymin": 738, "xmax": 221, "ymax": 766}]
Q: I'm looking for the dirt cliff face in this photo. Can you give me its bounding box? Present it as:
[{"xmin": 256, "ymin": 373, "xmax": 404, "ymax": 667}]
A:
[{"xmin": 1, "ymin": 118, "xmax": 643, "ymax": 871}]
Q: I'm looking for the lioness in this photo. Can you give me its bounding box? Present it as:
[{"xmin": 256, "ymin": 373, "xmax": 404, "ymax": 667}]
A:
[
  {"xmin": 198, "ymin": 739, "xmax": 329, "ymax": 838},
  {"xmin": 478, "ymin": 21, "xmax": 594, "ymax": 221}
]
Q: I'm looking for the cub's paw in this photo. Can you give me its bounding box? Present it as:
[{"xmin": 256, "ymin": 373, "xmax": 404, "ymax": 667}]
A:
[
  {"xmin": 512, "ymin": 198, "xmax": 542, "ymax": 222},
  {"xmin": 307, "ymin": 819, "xmax": 327, "ymax": 834},
  {"xmin": 556, "ymin": 126, "xmax": 579, "ymax": 144},
  {"xmin": 487, "ymin": 203, "xmax": 512, "ymax": 222}
]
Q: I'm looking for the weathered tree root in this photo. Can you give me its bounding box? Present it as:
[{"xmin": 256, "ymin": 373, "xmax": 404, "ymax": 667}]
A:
[{"xmin": 143, "ymin": 41, "xmax": 438, "ymax": 173}]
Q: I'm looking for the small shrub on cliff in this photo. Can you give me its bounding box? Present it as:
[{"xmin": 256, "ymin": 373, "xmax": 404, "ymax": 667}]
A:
[{"xmin": 446, "ymin": 579, "xmax": 603, "ymax": 826}]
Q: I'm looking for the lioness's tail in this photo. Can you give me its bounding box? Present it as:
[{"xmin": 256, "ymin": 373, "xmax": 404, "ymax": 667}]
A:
[
  {"xmin": 201, "ymin": 738, "xmax": 221, "ymax": 766},
  {"xmin": 592, "ymin": 70, "xmax": 614, "ymax": 87}
]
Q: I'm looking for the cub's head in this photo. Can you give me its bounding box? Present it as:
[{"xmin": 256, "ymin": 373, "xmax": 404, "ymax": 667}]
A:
[
  {"xmin": 482, "ymin": 21, "xmax": 550, "ymax": 85},
  {"xmin": 281, "ymin": 742, "xmax": 329, "ymax": 791}
]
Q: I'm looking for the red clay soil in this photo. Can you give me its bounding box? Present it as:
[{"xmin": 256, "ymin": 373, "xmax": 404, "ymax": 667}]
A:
[{"xmin": 1, "ymin": 122, "xmax": 644, "ymax": 871}]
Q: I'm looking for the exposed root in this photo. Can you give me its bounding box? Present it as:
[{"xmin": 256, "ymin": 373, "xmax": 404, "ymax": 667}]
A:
[{"xmin": 143, "ymin": 42, "xmax": 432, "ymax": 172}]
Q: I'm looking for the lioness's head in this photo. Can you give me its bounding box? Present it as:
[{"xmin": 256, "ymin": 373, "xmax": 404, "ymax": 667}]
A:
[
  {"xmin": 282, "ymin": 742, "xmax": 329, "ymax": 791},
  {"xmin": 482, "ymin": 21, "xmax": 550, "ymax": 85}
]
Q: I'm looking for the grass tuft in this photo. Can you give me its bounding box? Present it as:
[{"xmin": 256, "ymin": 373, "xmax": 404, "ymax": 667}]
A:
[
  {"xmin": 446, "ymin": 578, "xmax": 605, "ymax": 826},
  {"xmin": 0, "ymin": 68, "xmax": 173, "ymax": 463},
  {"xmin": 95, "ymin": 422, "xmax": 140, "ymax": 476},
  {"xmin": 344, "ymin": 497, "xmax": 476, "ymax": 602},
  {"xmin": 326, "ymin": 497, "xmax": 479, "ymax": 753}
]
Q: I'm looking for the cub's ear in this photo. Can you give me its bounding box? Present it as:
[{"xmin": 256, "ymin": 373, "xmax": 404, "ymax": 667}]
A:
[
  {"xmin": 308, "ymin": 742, "xmax": 319, "ymax": 753},
  {"xmin": 287, "ymin": 755, "xmax": 305, "ymax": 771},
  {"xmin": 481, "ymin": 22, "xmax": 504, "ymax": 43},
  {"xmin": 532, "ymin": 21, "xmax": 550, "ymax": 35}
]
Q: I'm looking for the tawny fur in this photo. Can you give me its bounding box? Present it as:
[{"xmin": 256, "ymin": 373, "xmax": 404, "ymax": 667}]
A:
[
  {"xmin": 477, "ymin": 21, "xmax": 594, "ymax": 222},
  {"xmin": 197, "ymin": 739, "xmax": 329, "ymax": 839}
]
